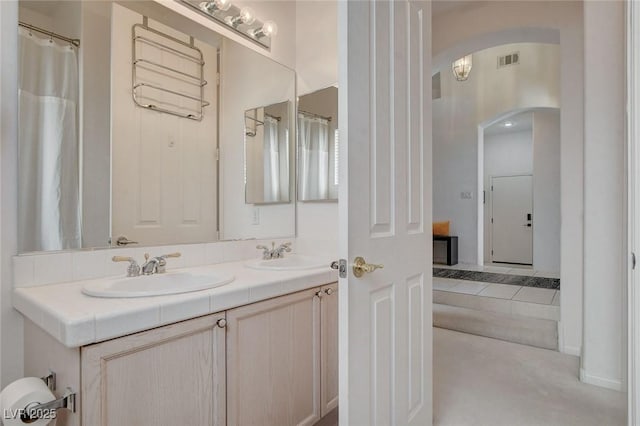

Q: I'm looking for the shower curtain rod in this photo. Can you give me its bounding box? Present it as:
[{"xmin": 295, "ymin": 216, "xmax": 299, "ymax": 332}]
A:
[
  {"xmin": 19, "ymin": 21, "xmax": 80, "ymax": 47},
  {"xmin": 298, "ymin": 110, "xmax": 332, "ymax": 122}
]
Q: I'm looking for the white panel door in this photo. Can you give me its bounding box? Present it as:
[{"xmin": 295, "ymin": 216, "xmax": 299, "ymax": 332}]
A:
[
  {"xmin": 491, "ymin": 175, "xmax": 533, "ymax": 265},
  {"xmin": 338, "ymin": 1, "xmax": 432, "ymax": 425},
  {"xmin": 111, "ymin": 6, "xmax": 217, "ymax": 246}
]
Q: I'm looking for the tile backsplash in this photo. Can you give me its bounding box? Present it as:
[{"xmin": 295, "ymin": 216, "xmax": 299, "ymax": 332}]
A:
[{"xmin": 13, "ymin": 238, "xmax": 295, "ymax": 288}]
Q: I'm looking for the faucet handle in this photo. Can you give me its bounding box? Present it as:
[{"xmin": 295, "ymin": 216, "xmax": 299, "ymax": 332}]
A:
[
  {"xmin": 160, "ymin": 252, "xmax": 181, "ymax": 259},
  {"xmin": 112, "ymin": 256, "xmax": 141, "ymax": 277}
]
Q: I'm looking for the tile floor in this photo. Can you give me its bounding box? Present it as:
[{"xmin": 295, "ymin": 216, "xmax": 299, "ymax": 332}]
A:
[
  {"xmin": 435, "ymin": 261, "xmax": 561, "ymax": 279},
  {"xmin": 433, "ymin": 263, "xmax": 560, "ymax": 324},
  {"xmin": 433, "ymin": 276, "xmax": 559, "ymax": 307},
  {"xmin": 434, "ymin": 262, "xmax": 560, "ymax": 305}
]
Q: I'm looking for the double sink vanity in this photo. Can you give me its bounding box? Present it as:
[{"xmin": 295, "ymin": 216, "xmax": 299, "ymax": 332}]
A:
[{"xmin": 17, "ymin": 247, "xmax": 338, "ymax": 426}]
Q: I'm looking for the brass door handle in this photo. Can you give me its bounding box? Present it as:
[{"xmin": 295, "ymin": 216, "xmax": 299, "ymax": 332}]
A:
[{"xmin": 353, "ymin": 256, "xmax": 384, "ymax": 278}]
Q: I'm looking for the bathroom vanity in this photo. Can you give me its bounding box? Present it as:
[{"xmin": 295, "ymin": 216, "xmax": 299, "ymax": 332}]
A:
[{"xmin": 18, "ymin": 262, "xmax": 338, "ymax": 426}]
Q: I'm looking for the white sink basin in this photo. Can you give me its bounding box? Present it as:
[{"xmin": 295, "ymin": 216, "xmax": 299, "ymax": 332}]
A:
[
  {"xmin": 244, "ymin": 255, "xmax": 329, "ymax": 271},
  {"xmin": 82, "ymin": 271, "xmax": 235, "ymax": 298}
]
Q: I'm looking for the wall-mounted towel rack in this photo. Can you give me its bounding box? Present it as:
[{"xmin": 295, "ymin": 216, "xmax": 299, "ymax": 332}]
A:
[{"xmin": 132, "ymin": 20, "xmax": 209, "ymax": 121}]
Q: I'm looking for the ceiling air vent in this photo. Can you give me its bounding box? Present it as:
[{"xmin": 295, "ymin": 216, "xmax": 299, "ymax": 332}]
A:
[
  {"xmin": 432, "ymin": 72, "xmax": 441, "ymax": 100},
  {"xmin": 497, "ymin": 52, "xmax": 520, "ymax": 68}
]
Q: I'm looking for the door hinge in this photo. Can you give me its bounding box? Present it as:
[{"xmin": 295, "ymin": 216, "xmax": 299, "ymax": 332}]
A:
[
  {"xmin": 491, "ymin": 218, "xmax": 493, "ymax": 223},
  {"xmin": 216, "ymin": 73, "xmax": 220, "ymax": 86},
  {"xmin": 216, "ymin": 147, "xmax": 220, "ymax": 161},
  {"xmin": 633, "ymin": 252, "xmax": 637, "ymax": 270},
  {"xmin": 491, "ymin": 250, "xmax": 494, "ymax": 255},
  {"xmin": 491, "ymin": 185, "xmax": 494, "ymax": 191}
]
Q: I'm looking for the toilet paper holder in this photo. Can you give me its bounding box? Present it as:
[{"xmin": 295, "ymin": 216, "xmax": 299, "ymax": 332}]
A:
[{"xmin": 20, "ymin": 371, "xmax": 76, "ymax": 422}]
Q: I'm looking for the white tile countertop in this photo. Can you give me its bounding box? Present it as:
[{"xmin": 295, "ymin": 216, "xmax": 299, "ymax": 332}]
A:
[{"xmin": 14, "ymin": 260, "xmax": 338, "ymax": 348}]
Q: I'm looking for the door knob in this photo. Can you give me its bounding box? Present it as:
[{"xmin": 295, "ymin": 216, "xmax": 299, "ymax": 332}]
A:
[
  {"xmin": 353, "ymin": 256, "xmax": 384, "ymax": 278},
  {"xmin": 115, "ymin": 236, "xmax": 138, "ymax": 246}
]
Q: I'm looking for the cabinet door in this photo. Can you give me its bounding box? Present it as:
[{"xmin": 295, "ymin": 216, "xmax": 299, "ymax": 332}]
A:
[
  {"xmin": 81, "ymin": 314, "xmax": 226, "ymax": 426},
  {"xmin": 320, "ymin": 283, "xmax": 339, "ymax": 417},
  {"xmin": 227, "ymin": 288, "xmax": 321, "ymax": 426}
]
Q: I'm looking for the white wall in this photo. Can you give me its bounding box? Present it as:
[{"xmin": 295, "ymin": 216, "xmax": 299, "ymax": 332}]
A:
[
  {"xmin": 532, "ymin": 109, "xmax": 561, "ymax": 273},
  {"xmin": 0, "ymin": 0, "xmax": 21, "ymax": 387},
  {"xmin": 220, "ymin": 38, "xmax": 296, "ymax": 240},
  {"xmin": 432, "ymin": 0, "xmax": 584, "ymax": 358},
  {"xmin": 157, "ymin": 0, "xmax": 296, "ymax": 70},
  {"xmin": 295, "ymin": 1, "xmax": 339, "ymax": 257},
  {"xmin": 582, "ymin": 0, "xmax": 626, "ymax": 391},
  {"xmin": 295, "ymin": 0, "xmax": 338, "ymax": 96},
  {"xmin": 433, "ymin": 42, "xmax": 560, "ymax": 264},
  {"xmin": 80, "ymin": 2, "xmax": 111, "ymax": 248},
  {"xmin": 483, "ymin": 128, "xmax": 533, "ymax": 262}
]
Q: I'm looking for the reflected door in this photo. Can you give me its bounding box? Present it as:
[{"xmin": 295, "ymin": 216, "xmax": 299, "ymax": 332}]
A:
[
  {"xmin": 491, "ymin": 175, "xmax": 533, "ymax": 265},
  {"xmin": 111, "ymin": 7, "xmax": 218, "ymax": 246}
]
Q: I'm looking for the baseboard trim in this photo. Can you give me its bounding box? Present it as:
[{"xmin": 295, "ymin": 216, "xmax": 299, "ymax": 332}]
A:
[
  {"xmin": 561, "ymin": 345, "xmax": 582, "ymax": 357},
  {"xmin": 580, "ymin": 368, "xmax": 624, "ymax": 391}
]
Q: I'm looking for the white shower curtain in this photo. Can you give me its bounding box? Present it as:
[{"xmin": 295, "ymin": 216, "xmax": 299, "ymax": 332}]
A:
[
  {"xmin": 298, "ymin": 114, "xmax": 330, "ymax": 200},
  {"xmin": 18, "ymin": 29, "xmax": 81, "ymax": 252},
  {"xmin": 263, "ymin": 115, "xmax": 281, "ymax": 202}
]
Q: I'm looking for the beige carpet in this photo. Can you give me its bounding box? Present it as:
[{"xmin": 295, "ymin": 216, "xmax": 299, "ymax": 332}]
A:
[{"xmin": 434, "ymin": 328, "xmax": 626, "ymax": 426}]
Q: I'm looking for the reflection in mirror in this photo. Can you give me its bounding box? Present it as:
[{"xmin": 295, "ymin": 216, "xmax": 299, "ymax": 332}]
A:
[
  {"xmin": 297, "ymin": 86, "xmax": 339, "ymax": 202},
  {"xmin": 17, "ymin": 1, "xmax": 85, "ymax": 252},
  {"xmin": 220, "ymin": 39, "xmax": 295, "ymax": 240},
  {"xmin": 244, "ymin": 101, "xmax": 291, "ymax": 204},
  {"xmin": 16, "ymin": 1, "xmax": 297, "ymax": 253}
]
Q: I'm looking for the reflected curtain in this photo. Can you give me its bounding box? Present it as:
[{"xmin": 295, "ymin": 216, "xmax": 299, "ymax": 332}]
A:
[
  {"xmin": 298, "ymin": 114, "xmax": 329, "ymax": 200},
  {"xmin": 263, "ymin": 115, "xmax": 280, "ymax": 202},
  {"xmin": 18, "ymin": 29, "xmax": 81, "ymax": 252}
]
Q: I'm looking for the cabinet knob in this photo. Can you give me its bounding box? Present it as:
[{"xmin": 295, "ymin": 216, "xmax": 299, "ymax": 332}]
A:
[
  {"xmin": 324, "ymin": 288, "xmax": 334, "ymax": 296},
  {"xmin": 315, "ymin": 291, "xmax": 323, "ymax": 299},
  {"xmin": 217, "ymin": 318, "xmax": 227, "ymax": 328}
]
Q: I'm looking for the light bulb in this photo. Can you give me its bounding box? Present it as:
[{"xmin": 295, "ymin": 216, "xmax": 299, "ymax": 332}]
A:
[
  {"xmin": 239, "ymin": 7, "xmax": 256, "ymax": 25},
  {"xmin": 225, "ymin": 6, "xmax": 256, "ymax": 27},
  {"xmin": 251, "ymin": 20, "xmax": 278, "ymax": 38},
  {"xmin": 261, "ymin": 20, "xmax": 278, "ymax": 37},
  {"xmin": 199, "ymin": 0, "xmax": 231, "ymax": 13}
]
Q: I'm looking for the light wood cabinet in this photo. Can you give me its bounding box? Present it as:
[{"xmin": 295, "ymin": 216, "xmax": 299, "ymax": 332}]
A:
[
  {"xmin": 22, "ymin": 283, "xmax": 338, "ymax": 426},
  {"xmin": 320, "ymin": 283, "xmax": 339, "ymax": 417},
  {"xmin": 81, "ymin": 313, "xmax": 226, "ymax": 426},
  {"xmin": 226, "ymin": 287, "xmax": 322, "ymax": 426}
]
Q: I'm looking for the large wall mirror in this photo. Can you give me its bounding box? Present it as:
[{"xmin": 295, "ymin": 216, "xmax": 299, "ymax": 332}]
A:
[
  {"xmin": 16, "ymin": 0, "xmax": 296, "ymax": 253},
  {"xmin": 297, "ymin": 86, "xmax": 339, "ymax": 202}
]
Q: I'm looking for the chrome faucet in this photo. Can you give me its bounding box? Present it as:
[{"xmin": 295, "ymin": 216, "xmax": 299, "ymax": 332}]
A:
[
  {"xmin": 256, "ymin": 242, "xmax": 292, "ymax": 260},
  {"xmin": 112, "ymin": 252, "xmax": 181, "ymax": 277},
  {"xmin": 112, "ymin": 256, "xmax": 141, "ymax": 277},
  {"xmin": 141, "ymin": 252, "xmax": 181, "ymax": 275}
]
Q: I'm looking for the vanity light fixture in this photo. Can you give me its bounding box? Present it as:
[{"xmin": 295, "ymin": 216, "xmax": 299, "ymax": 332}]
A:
[
  {"xmin": 452, "ymin": 54, "xmax": 473, "ymax": 81},
  {"xmin": 199, "ymin": 0, "xmax": 231, "ymax": 13},
  {"xmin": 181, "ymin": 0, "xmax": 276, "ymax": 49}
]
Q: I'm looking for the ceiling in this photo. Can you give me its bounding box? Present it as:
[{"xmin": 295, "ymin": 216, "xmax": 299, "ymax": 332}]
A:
[
  {"xmin": 432, "ymin": 1, "xmax": 483, "ymax": 17},
  {"xmin": 19, "ymin": 1, "xmax": 61, "ymax": 17},
  {"xmin": 484, "ymin": 111, "xmax": 534, "ymax": 136}
]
